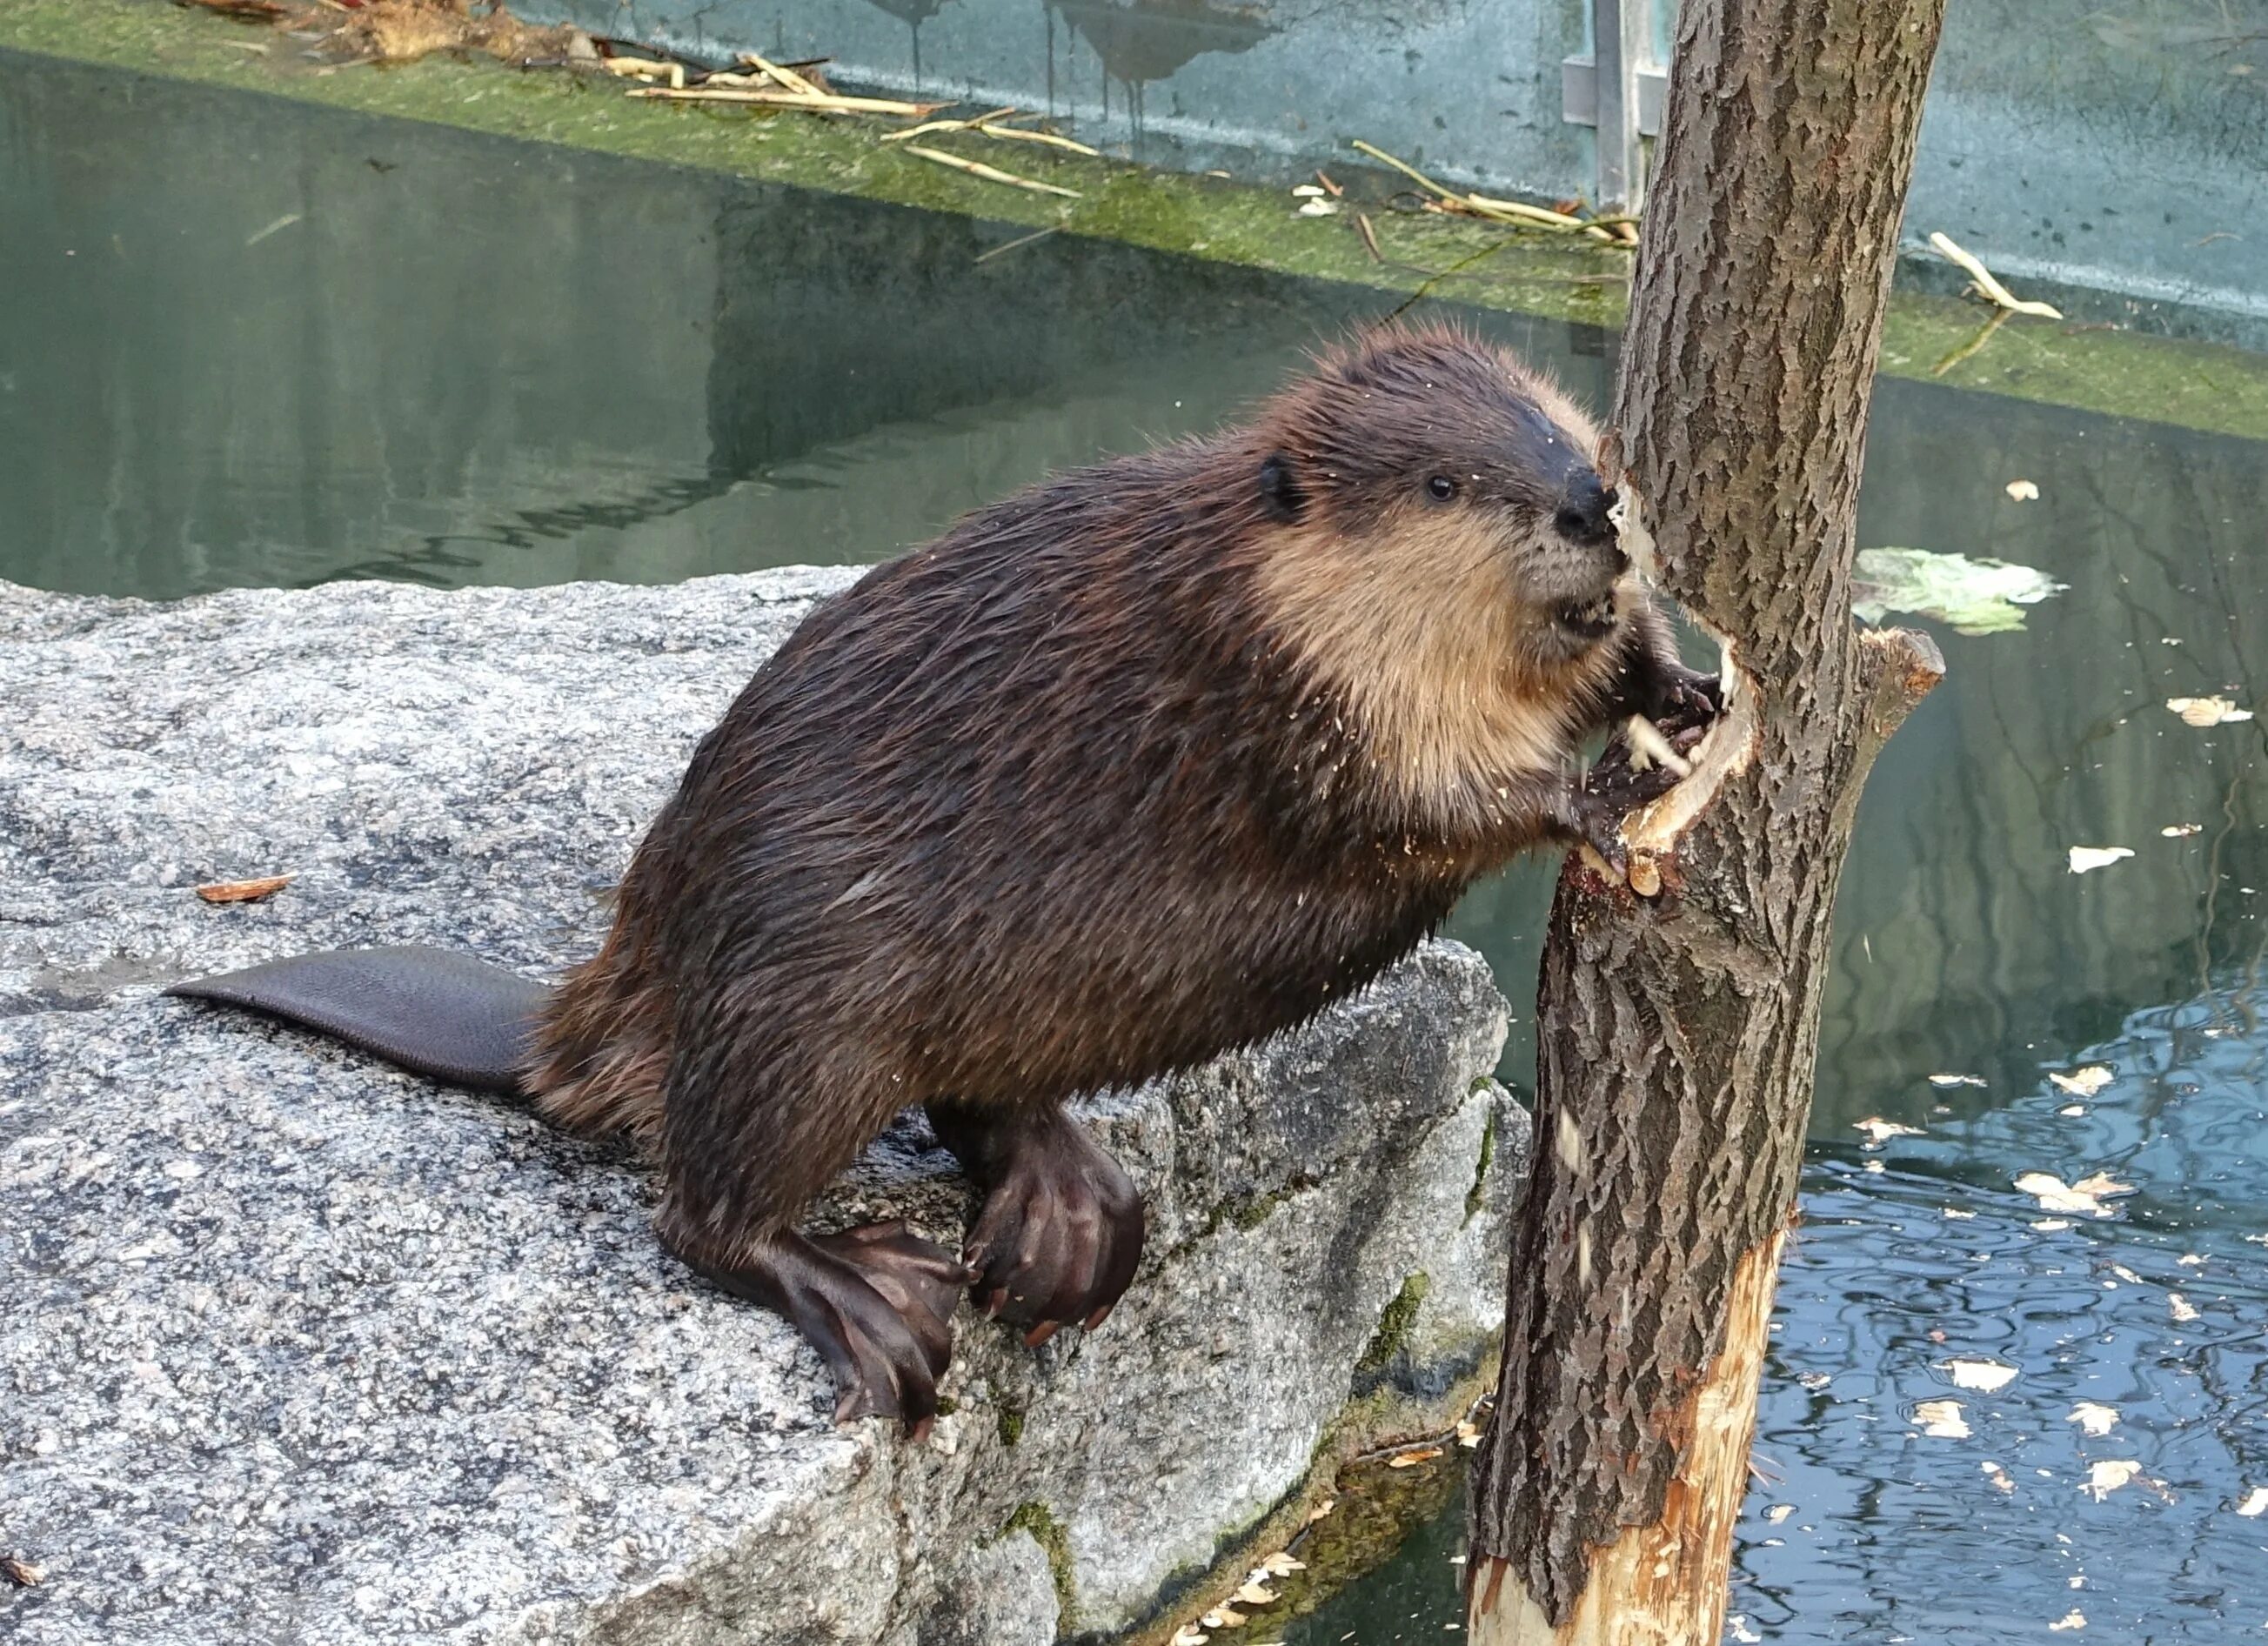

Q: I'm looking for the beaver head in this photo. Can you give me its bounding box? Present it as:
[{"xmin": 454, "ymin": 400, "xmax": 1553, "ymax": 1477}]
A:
[
  {"xmin": 1244, "ymin": 325, "xmax": 1638, "ymax": 827},
  {"xmin": 1251, "ymin": 324, "xmax": 1629, "ymax": 674}
]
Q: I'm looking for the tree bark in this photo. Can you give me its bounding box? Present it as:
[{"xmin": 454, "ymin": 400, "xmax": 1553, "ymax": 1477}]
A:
[{"xmin": 1467, "ymin": 1, "xmax": 1951, "ymax": 1638}]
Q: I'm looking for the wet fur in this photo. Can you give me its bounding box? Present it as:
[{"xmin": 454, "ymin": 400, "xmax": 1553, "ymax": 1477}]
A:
[{"xmin": 525, "ymin": 325, "xmax": 1685, "ymax": 1268}]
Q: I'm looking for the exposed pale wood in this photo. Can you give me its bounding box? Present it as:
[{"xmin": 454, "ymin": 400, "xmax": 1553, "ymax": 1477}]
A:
[{"xmin": 1467, "ymin": 1234, "xmax": 1786, "ymax": 1644}]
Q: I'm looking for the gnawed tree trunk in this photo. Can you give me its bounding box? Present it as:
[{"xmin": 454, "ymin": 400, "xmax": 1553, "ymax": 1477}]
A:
[{"xmin": 1467, "ymin": 0, "xmax": 1951, "ymax": 1638}]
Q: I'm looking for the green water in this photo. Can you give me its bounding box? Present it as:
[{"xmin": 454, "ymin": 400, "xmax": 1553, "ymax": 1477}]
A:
[{"xmin": 6, "ymin": 50, "xmax": 2268, "ymax": 1645}]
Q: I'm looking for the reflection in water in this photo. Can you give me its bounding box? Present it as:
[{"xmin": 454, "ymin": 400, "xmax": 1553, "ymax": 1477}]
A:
[{"xmin": 6, "ymin": 48, "xmax": 2268, "ymax": 1643}]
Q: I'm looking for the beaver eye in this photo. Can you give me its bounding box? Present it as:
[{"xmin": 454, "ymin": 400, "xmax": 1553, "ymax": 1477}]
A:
[{"xmin": 1426, "ymin": 474, "xmax": 1458, "ymax": 503}]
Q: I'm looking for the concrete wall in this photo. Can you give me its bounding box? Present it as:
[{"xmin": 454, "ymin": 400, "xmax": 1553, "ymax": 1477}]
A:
[{"xmin": 525, "ymin": 0, "xmax": 2268, "ymax": 346}]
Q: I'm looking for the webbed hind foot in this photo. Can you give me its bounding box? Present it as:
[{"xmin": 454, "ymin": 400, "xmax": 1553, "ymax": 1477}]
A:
[
  {"xmin": 665, "ymin": 1221, "xmax": 970, "ymax": 1437},
  {"xmin": 928, "ymin": 1101, "xmax": 1146, "ymax": 1347}
]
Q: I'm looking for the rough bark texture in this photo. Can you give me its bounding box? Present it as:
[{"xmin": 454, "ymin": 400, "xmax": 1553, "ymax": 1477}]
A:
[{"xmin": 1468, "ymin": 0, "xmax": 1952, "ymax": 1633}]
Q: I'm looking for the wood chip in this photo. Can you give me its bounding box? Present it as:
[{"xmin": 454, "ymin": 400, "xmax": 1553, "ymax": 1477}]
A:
[{"xmin": 194, "ymin": 873, "xmax": 293, "ymax": 904}]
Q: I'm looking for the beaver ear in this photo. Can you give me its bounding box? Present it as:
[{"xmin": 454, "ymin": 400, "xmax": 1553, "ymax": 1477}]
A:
[{"xmin": 1258, "ymin": 451, "xmax": 1306, "ymax": 523}]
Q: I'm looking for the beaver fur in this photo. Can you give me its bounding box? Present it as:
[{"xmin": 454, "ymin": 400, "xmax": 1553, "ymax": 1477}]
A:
[
  {"xmin": 171, "ymin": 323, "xmax": 1713, "ymax": 1435},
  {"xmin": 527, "ymin": 323, "xmax": 1710, "ymax": 1426}
]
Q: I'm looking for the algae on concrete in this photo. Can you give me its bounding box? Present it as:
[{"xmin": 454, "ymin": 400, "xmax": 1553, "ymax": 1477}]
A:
[{"xmin": 2, "ymin": 0, "xmax": 2264, "ymax": 443}]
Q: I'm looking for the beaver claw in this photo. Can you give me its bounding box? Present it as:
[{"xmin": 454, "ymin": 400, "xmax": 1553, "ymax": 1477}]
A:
[
  {"xmin": 667, "ymin": 1221, "xmax": 970, "ymax": 1438},
  {"xmin": 930, "ymin": 1102, "xmax": 1146, "ymax": 1346}
]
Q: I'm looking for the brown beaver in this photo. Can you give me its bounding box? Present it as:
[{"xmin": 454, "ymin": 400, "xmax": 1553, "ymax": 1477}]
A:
[{"xmin": 171, "ymin": 324, "xmax": 1715, "ymax": 1435}]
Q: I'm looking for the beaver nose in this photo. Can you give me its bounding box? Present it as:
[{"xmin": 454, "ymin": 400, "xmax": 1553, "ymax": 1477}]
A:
[{"xmin": 1553, "ymin": 476, "xmax": 1619, "ymax": 549}]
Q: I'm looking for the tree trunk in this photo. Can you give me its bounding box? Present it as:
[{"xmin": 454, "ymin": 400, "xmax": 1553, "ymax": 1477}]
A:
[{"xmin": 1467, "ymin": 0, "xmax": 1951, "ymax": 1638}]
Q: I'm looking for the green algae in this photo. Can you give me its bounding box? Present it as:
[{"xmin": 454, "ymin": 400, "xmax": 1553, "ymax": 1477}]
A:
[
  {"xmin": 1000, "ymin": 1501, "xmax": 1078, "ymax": 1630},
  {"xmin": 4, "ymin": 0, "xmax": 2264, "ymax": 444}
]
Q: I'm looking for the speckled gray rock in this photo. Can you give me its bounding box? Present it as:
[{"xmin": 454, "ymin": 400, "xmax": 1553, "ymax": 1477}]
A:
[{"xmin": 0, "ymin": 572, "xmax": 1530, "ymax": 1645}]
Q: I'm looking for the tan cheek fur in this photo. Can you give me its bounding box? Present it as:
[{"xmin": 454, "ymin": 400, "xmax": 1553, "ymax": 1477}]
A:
[{"xmin": 1255, "ymin": 503, "xmax": 1629, "ymax": 835}]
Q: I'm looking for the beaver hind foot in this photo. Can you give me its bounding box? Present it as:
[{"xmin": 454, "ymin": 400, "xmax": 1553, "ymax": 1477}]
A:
[
  {"xmin": 666, "ymin": 1221, "xmax": 972, "ymax": 1438},
  {"xmin": 930, "ymin": 1103, "xmax": 1147, "ymax": 1347}
]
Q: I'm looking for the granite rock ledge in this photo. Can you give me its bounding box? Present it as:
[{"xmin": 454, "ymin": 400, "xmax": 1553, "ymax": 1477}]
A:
[{"xmin": 0, "ymin": 571, "xmax": 1530, "ymax": 1645}]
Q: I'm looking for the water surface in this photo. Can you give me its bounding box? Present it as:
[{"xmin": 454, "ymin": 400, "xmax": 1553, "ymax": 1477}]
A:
[{"xmin": 5, "ymin": 50, "xmax": 2266, "ymax": 1643}]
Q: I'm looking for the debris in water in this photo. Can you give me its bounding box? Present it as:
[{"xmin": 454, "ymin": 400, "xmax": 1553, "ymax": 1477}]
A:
[
  {"xmin": 1766, "ymin": 1504, "xmax": 1795, "ymax": 1524},
  {"xmin": 1855, "ymin": 1116, "xmax": 1924, "ymax": 1147},
  {"xmin": 1944, "ymin": 1359, "xmax": 2018, "ymax": 1392},
  {"xmin": 1982, "ymin": 1461, "xmax": 2017, "ymax": 1494},
  {"xmin": 2168, "ymin": 1293, "xmax": 2200, "ymax": 1322},
  {"xmin": 2015, "ymin": 1172, "xmax": 2130, "ymax": 1217},
  {"xmin": 2068, "ymin": 1402, "xmax": 2118, "ymax": 1437},
  {"xmin": 1852, "ymin": 547, "xmax": 2064, "ymax": 635},
  {"xmin": 1930, "ymin": 1073, "xmax": 1987, "ymax": 1088},
  {"xmin": 2083, "ymin": 1460, "xmax": 2143, "ymax": 1502},
  {"xmin": 2166, "ymin": 695, "xmax": 2254, "ymax": 726},
  {"xmin": 2050, "ymin": 1610, "xmax": 2087, "ymax": 1632},
  {"xmin": 0, "ymin": 1556, "xmax": 44, "ymax": 1588},
  {"xmin": 2237, "ymin": 1487, "xmax": 2268, "ymax": 1517},
  {"xmin": 2050, "ymin": 1067, "xmax": 2113, "ymax": 1097},
  {"xmin": 2163, "ymin": 823, "xmax": 2204, "ymax": 837},
  {"xmin": 2066, "ymin": 846, "xmax": 2133, "ymax": 875},
  {"xmin": 2005, "ymin": 478, "xmax": 2043, "ymax": 500},
  {"xmin": 1385, "ymin": 1445, "xmax": 1443, "ymax": 1469},
  {"xmin": 1917, "ymin": 1399, "xmax": 1970, "ymax": 1438}
]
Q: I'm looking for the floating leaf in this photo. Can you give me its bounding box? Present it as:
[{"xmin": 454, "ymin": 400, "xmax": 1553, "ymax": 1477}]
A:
[
  {"xmin": 2162, "ymin": 823, "xmax": 2204, "ymax": 838},
  {"xmin": 2238, "ymin": 1487, "xmax": 2268, "ymax": 1517},
  {"xmin": 2067, "ymin": 846, "xmax": 2134, "ymax": 874},
  {"xmin": 1259, "ymin": 1551, "xmax": 1305, "ymax": 1576},
  {"xmin": 1201, "ymin": 1603, "xmax": 1246, "ymax": 1629},
  {"xmin": 1852, "ymin": 548, "xmax": 2065, "ymax": 635},
  {"xmin": 1856, "ymin": 1116, "xmax": 1925, "ymax": 1146},
  {"xmin": 2050, "ymin": 1610, "xmax": 2086, "ymax": 1632},
  {"xmin": 2069, "ymin": 1402, "xmax": 2118, "ymax": 1437},
  {"xmin": 2168, "ymin": 1293, "xmax": 2200, "ymax": 1322},
  {"xmin": 1930, "ymin": 1073, "xmax": 1987, "ymax": 1088},
  {"xmin": 2084, "ymin": 1460, "xmax": 2143, "ymax": 1501},
  {"xmin": 1234, "ymin": 1578, "xmax": 1276, "ymax": 1606},
  {"xmin": 1944, "ymin": 1359, "xmax": 2019, "ymax": 1392},
  {"xmin": 2050, "ymin": 1067, "xmax": 2113, "ymax": 1097},
  {"xmin": 1766, "ymin": 1503, "xmax": 1794, "ymax": 1524},
  {"xmin": 1982, "ymin": 1461, "xmax": 2017, "ymax": 1495},
  {"xmin": 1170, "ymin": 1628, "xmax": 1209, "ymax": 1646},
  {"xmin": 2015, "ymin": 1172, "xmax": 2128, "ymax": 1218},
  {"xmin": 2031, "ymin": 1217, "xmax": 2074, "ymax": 1232},
  {"xmin": 2166, "ymin": 696, "xmax": 2254, "ymax": 727},
  {"xmin": 2006, "ymin": 479, "xmax": 2042, "ymax": 501},
  {"xmin": 1917, "ymin": 1399, "xmax": 1970, "ymax": 1438},
  {"xmin": 1386, "ymin": 1446, "xmax": 1442, "ymax": 1469}
]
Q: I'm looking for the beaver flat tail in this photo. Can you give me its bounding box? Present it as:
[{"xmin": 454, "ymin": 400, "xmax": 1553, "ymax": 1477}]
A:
[{"xmin": 166, "ymin": 946, "xmax": 548, "ymax": 1096}]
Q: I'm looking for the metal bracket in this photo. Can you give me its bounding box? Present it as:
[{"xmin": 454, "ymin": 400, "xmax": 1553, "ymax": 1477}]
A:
[
  {"xmin": 1560, "ymin": 58, "xmax": 1667, "ymax": 141},
  {"xmin": 1559, "ymin": 0, "xmax": 1665, "ymax": 211}
]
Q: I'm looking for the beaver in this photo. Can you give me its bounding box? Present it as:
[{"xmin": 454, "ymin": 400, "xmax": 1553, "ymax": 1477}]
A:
[{"xmin": 171, "ymin": 324, "xmax": 1716, "ymax": 1436}]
